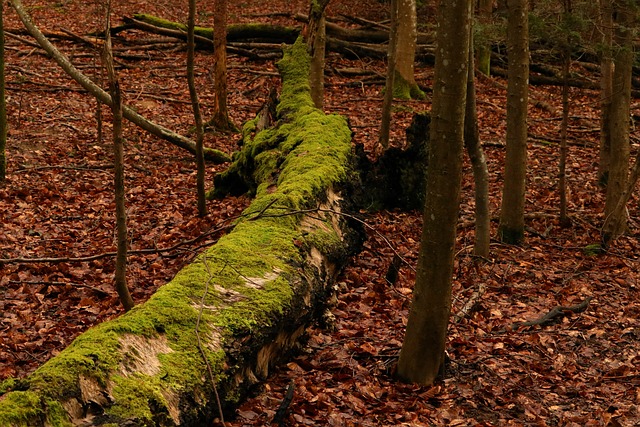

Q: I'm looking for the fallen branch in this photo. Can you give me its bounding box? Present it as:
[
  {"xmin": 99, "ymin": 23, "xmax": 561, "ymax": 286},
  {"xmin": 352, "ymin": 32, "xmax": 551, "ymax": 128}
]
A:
[
  {"xmin": 512, "ymin": 297, "xmax": 592, "ymax": 330},
  {"xmin": 9, "ymin": 0, "xmax": 230, "ymax": 163},
  {"xmin": 452, "ymin": 284, "xmax": 487, "ymax": 324}
]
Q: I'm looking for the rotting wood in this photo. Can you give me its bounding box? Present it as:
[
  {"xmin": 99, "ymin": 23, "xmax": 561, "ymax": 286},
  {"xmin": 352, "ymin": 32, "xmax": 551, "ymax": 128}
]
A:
[{"xmin": 0, "ymin": 37, "xmax": 359, "ymax": 426}]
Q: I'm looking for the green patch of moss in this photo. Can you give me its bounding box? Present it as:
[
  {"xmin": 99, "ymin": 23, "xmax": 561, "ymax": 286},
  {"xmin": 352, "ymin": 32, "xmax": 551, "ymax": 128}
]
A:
[
  {"xmin": 393, "ymin": 72, "xmax": 426, "ymax": 100},
  {"xmin": 0, "ymin": 36, "xmax": 353, "ymax": 426},
  {"xmin": 0, "ymin": 391, "xmax": 44, "ymax": 427}
]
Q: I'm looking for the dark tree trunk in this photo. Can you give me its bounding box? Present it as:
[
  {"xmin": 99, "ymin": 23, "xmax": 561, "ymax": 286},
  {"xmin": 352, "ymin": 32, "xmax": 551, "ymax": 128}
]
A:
[
  {"xmin": 498, "ymin": 0, "xmax": 529, "ymax": 245},
  {"xmin": 187, "ymin": 0, "xmax": 206, "ymax": 216},
  {"xmin": 397, "ymin": 0, "xmax": 472, "ymax": 386},
  {"xmin": 104, "ymin": 3, "xmax": 134, "ymax": 312}
]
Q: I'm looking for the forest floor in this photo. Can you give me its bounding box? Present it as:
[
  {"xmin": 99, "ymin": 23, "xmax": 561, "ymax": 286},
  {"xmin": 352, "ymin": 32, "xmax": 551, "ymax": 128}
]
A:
[{"xmin": 0, "ymin": 1, "xmax": 639, "ymax": 426}]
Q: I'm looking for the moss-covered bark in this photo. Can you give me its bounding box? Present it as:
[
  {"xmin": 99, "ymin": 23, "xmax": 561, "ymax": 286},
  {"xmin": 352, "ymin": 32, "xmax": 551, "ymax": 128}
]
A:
[{"xmin": 0, "ymin": 37, "xmax": 355, "ymax": 427}]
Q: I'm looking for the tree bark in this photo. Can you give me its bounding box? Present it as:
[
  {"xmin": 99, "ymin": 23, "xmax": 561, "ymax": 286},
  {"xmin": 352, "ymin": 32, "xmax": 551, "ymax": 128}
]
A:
[
  {"xmin": 397, "ymin": 0, "xmax": 471, "ymax": 386},
  {"xmin": 598, "ymin": 0, "xmax": 613, "ymax": 186},
  {"xmin": 210, "ymin": 0, "xmax": 235, "ymax": 131},
  {"xmin": 378, "ymin": 0, "xmax": 399, "ymax": 151},
  {"xmin": 0, "ymin": 0, "xmax": 6, "ymax": 181},
  {"xmin": 476, "ymin": 0, "xmax": 493, "ymax": 75},
  {"xmin": 464, "ymin": 18, "xmax": 491, "ymax": 258},
  {"xmin": 104, "ymin": 5, "xmax": 134, "ymax": 312},
  {"xmin": 603, "ymin": 0, "xmax": 633, "ymax": 241},
  {"xmin": 394, "ymin": 0, "xmax": 423, "ymax": 99},
  {"xmin": 307, "ymin": 0, "xmax": 330, "ymax": 109},
  {"xmin": 9, "ymin": 0, "xmax": 230, "ymax": 164},
  {"xmin": 0, "ymin": 38, "xmax": 357, "ymax": 427},
  {"xmin": 187, "ymin": 0, "xmax": 207, "ymax": 216},
  {"xmin": 498, "ymin": 0, "xmax": 529, "ymax": 245}
]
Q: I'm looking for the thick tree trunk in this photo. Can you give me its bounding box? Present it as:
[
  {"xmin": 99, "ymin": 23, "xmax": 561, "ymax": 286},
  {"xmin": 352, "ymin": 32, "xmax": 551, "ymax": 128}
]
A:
[
  {"xmin": 0, "ymin": 38, "xmax": 357, "ymax": 427},
  {"xmin": 307, "ymin": 0, "xmax": 330, "ymax": 109},
  {"xmin": 9, "ymin": 0, "xmax": 230, "ymax": 164},
  {"xmin": 498, "ymin": 0, "xmax": 529, "ymax": 245},
  {"xmin": 397, "ymin": 0, "xmax": 471, "ymax": 386},
  {"xmin": 210, "ymin": 0, "xmax": 235, "ymax": 131},
  {"xmin": 476, "ymin": 0, "xmax": 493, "ymax": 75},
  {"xmin": 394, "ymin": 0, "xmax": 424, "ymax": 99},
  {"xmin": 603, "ymin": 0, "xmax": 633, "ymax": 241}
]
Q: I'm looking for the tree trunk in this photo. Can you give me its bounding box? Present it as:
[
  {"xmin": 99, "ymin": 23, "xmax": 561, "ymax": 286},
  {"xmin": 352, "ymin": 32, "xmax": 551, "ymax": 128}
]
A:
[
  {"xmin": 187, "ymin": 0, "xmax": 207, "ymax": 216},
  {"xmin": 0, "ymin": 0, "xmax": 6, "ymax": 181},
  {"xmin": 0, "ymin": 38, "xmax": 358, "ymax": 427},
  {"xmin": 498, "ymin": 0, "xmax": 529, "ymax": 245},
  {"xmin": 378, "ymin": 0, "xmax": 399, "ymax": 151},
  {"xmin": 210, "ymin": 0, "xmax": 235, "ymax": 132},
  {"xmin": 464, "ymin": 18, "xmax": 491, "ymax": 258},
  {"xmin": 8, "ymin": 0, "xmax": 230, "ymax": 164},
  {"xmin": 598, "ymin": 0, "xmax": 613, "ymax": 186},
  {"xmin": 104, "ymin": 6, "xmax": 134, "ymax": 312},
  {"xmin": 603, "ymin": 0, "xmax": 633, "ymax": 242},
  {"xmin": 476, "ymin": 0, "xmax": 493, "ymax": 76},
  {"xmin": 394, "ymin": 0, "xmax": 424, "ymax": 99},
  {"xmin": 397, "ymin": 0, "xmax": 471, "ymax": 386},
  {"xmin": 558, "ymin": 2, "xmax": 572, "ymax": 228},
  {"xmin": 307, "ymin": 0, "xmax": 329, "ymax": 109}
]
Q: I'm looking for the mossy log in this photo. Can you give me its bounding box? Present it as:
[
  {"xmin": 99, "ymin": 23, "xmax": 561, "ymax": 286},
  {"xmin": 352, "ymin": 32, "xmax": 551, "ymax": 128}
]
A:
[{"xmin": 0, "ymin": 38, "xmax": 358, "ymax": 427}]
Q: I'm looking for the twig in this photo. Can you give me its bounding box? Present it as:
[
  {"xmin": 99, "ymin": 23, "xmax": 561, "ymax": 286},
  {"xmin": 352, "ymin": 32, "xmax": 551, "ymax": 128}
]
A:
[{"xmin": 197, "ymin": 256, "xmax": 226, "ymax": 426}]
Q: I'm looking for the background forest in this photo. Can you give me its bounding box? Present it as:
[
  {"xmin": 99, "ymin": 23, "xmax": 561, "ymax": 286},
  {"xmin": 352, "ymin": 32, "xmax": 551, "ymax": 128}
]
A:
[{"xmin": 0, "ymin": 0, "xmax": 638, "ymax": 426}]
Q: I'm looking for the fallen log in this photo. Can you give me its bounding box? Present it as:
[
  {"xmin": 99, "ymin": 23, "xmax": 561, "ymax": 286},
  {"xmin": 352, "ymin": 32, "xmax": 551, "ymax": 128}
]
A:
[{"xmin": 0, "ymin": 38, "xmax": 359, "ymax": 426}]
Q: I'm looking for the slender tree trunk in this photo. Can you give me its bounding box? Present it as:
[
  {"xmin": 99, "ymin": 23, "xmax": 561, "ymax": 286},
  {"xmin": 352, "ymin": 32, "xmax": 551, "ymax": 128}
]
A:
[
  {"xmin": 603, "ymin": 0, "xmax": 633, "ymax": 242},
  {"xmin": 498, "ymin": 0, "xmax": 529, "ymax": 245},
  {"xmin": 104, "ymin": 2, "xmax": 134, "ymax": 312},
  {"xmin": 477, "ymin": 0, "xmax": 493, "ymax": 76},
  {"xmin": 394, "ymin": 0, "xmax": 423, "ymax": 99},
  {"xmin": 559, "ymin": 0, "xmax": 572, "ymax": 227},
  {"xmin": 211, "ymin": 0, "xmax": 234, "ymax": 131},
  {"xmin": 397, "ymin": 0, "xmax": 471, "ymax": 386},
  {"xmin": 464, "ymin": 14, "xmax": 490, "ymax": 258},
  {"xmin": 598, "ymin": 0, "xmax": 613, "ymax": 186},
  {"xmin": 187, "ymin": 0, "xmax": 206, "ymax": 216},
  {"xmin": 0, "ymin": 0, "xmax": 6, "ymax": 181},
  {"xmin": 378, "ymin": 0, "xmax": 399, "ymax": 151},
  {"xmin": 307, "ymin": 0, "xmax": 330, "ymax": 109},
  {"xmin": 559, "ymin": 50, "xmax": 570, "ymax": 227}
]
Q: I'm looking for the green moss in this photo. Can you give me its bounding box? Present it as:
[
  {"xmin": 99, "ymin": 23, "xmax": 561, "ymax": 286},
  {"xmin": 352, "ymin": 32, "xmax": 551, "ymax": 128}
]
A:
[
  {"xmin": 0, "ymin": 391, "xmax": 44, "ymax": 427},
  {"xmin": 0, "ymin": 36, "xmax": 353, "ymax": 426},
  {"xmin": 393, "ymin": 71, "xmax": 426, "ymax": 100}
]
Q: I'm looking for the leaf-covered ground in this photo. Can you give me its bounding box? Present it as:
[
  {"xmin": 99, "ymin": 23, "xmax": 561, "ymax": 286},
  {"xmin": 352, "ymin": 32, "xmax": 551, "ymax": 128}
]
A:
[{"xmin": 0, "ymin": 1, "xmax": 638, "ymax": 426}]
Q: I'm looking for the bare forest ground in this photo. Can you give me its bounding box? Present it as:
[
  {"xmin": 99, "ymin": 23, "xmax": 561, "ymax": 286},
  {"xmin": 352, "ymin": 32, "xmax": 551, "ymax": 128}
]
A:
[{"xmin": 0, "ymin": 1, "xmax": 638, "ymax": 426}]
